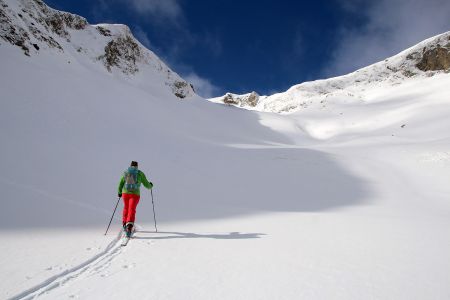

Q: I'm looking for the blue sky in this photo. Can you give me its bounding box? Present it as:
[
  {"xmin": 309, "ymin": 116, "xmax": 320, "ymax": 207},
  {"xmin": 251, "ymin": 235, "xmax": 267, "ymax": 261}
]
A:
[{"xmin": 45, "ymin": 0, "xmax": 450, "ymax": 97}]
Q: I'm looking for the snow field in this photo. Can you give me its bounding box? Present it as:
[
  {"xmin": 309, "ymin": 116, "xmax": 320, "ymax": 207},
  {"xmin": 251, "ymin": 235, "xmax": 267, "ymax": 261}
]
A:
[{"xmin": 1, "ymin": 2, "xmax": 450, "ymax": 298}]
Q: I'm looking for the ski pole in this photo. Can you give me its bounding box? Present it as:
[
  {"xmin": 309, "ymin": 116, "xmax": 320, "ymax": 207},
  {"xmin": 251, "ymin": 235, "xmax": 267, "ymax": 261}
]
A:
[
  {"xmin": 151, "ymin": 189, "xmax": 158, "ymax": 232},
  {"xmin": 104, "ymin": 197, "xmax": 121, "ymax": 235}
]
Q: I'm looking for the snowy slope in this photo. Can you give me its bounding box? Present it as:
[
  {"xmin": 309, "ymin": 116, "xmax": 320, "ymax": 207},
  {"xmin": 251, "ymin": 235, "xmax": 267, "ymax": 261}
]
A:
[
  {"xmin": 211, "ymin": 31, "xmax": 450, "ymax": 113},
  {"xmin": 1, "ymin": 1, "xmax": 450, "ymax": 299},
  {"xmin": 0, "ymin": 0, "xmax": 195, "ymax": 99}
]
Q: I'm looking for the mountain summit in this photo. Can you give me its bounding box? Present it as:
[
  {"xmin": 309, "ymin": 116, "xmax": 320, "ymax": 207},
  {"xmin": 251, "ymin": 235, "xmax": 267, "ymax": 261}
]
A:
[{"xmin": 0, "ymin": 0, "xmax": 195, "ymax": 99}]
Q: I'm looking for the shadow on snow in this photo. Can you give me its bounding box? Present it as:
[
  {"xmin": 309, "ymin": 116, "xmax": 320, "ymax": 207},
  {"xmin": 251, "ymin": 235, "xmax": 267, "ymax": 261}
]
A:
[
  {"xmin": 0, "ymin": 104, "xmax": 373, "ymax": 229},
  {"xmin": 134, "ymin": 231, "xmax": 265, "ymax": 240}
]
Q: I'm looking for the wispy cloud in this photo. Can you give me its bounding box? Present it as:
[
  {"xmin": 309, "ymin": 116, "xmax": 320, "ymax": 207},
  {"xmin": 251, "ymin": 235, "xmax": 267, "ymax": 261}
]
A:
[
  {"xmin": 184, "ymin": 72, "xmax": 222, "ymax": 98},
  {"xmin": 128, "ymin": 0, "xmax": 182, "ymax": 24},
  {"xmin": 91, "ymin": 0, "xmax": 185, "ymax": 28},
  {"xmin": 133, "ymin": 26, "xmax": 153, "ymax": 49},
  {"xmin": 292, "ymin": 30, "xmax": 305, "ymax": 58},
  {"xmin": 323, "ymin": 0, "xmax": 450, "ymax": 77},
  {"xmin": 280, "ymin": 28, "xmax": 306, "ymax": 70}
]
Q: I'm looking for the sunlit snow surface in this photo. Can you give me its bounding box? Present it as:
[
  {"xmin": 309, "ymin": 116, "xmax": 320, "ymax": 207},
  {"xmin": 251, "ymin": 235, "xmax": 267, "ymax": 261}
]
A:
[{"xmin": 1, "ymin": 1, "xmax": 450, "ymax": 299}]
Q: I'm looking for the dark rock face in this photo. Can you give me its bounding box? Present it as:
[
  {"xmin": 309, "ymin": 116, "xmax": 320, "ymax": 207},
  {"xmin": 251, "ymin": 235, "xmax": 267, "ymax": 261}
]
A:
[
  {"xmin": 0, "ymin": 6, "xmax": 31, "ymax": 55},
  {"xmin": 31, "ymin": 0, "xmax": 87, "ymax": 35},
  {"xmin": 416, "ymin": 46, "xmax": 450, "ymax": 71},
  {"xmin": 100, "ymin": 35, "xmax": 141, "ymax": 74},
  {"xmin": 172, "ymin": 81, "xmax": 189, "ymax": 99},
  {"xmin": 244, "ymin": 91, "xmax": 260, "ymax": 107},
  {"xmin": 0, "ymin": 0, "xmax": 87, "ymax": 55},
  {"xmin": 222, "ymin": 92, "xmax": 260, "ymax": 107},
  {"xmin": 97, "ymin": 26, "xmax": 111, "ymax": 37},
  {"xmin": 223, "ymin": 93, "xmax": 240, "ymax": 105},
  {"xmin": 44, "ymin": 12, "xmax": 86, "ymax": 37}
]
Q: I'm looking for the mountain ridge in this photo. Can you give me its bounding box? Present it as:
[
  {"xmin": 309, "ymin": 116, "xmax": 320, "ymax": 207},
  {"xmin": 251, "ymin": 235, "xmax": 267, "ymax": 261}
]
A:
[
  {"xmin": 210, "ymin": 31, "xmax": 450, "ymax": 113},
  {"xmin": 0, "ymin": 0, "xmax": 195, "ymax": 99}
]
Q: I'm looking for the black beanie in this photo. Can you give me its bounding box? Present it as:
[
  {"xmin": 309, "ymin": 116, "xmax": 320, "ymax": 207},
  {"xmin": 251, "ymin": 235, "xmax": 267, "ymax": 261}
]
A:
[{"xmin": 131, "ymin": 161, "xmax": 138, "ymax": 167}]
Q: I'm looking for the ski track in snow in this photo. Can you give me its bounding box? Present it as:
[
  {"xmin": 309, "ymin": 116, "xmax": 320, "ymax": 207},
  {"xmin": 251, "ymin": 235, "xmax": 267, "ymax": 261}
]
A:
[{"xmin": 8, "ymin": 231, "xmax": 126, "ymax": 300}]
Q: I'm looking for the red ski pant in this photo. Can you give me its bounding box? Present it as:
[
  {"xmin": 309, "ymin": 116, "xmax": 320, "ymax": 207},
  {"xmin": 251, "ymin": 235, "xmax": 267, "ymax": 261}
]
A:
[{"xmin": 122, "ymin": 193, "xmax": 140, "ymax": 224}]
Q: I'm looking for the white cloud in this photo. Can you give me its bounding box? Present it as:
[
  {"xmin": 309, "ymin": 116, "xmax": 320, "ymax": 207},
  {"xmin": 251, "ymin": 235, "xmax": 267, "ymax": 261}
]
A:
[
  {"xmin": 133, "ymin": 26, "xmax": 152, "ymax": 49},
  {"xmin": 128, "ymin": 0, "xmax": 182, "ymax": 23},
  {"xmin": 184, "ymin": 72, "xmax": 222, "ymax": 98},
  {"xmin": 90, "ymin": 0, "xmax": 182, "ymax": 25},
  {"xmin": 324, "ymin": 0, "xmax": 450, "ymax": 77},
  {"xmin": 292, "ymin": 30, "xmax": 305, "ymax": 57}
]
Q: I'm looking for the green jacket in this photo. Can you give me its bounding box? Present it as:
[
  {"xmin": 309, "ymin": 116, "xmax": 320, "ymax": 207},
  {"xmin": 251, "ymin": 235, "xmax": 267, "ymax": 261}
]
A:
[{"xmin": 118, "ymin": 169, "xmax": 153, "ymax": 195}]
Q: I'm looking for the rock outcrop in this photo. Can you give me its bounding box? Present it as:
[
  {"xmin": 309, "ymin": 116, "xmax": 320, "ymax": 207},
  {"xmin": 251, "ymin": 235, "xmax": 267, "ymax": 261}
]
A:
[
  {"xmin": 222, "ymin": 91, "xmax": 260, "ymax": 107},
  {"xmin": 0, "ymin": 0, "xmax": 87, "ymax": 54},
  {"xmin": 100, "ymin": 35, "xmax": 141, "ymax": 74},
  {"xmin": 416, "ymin": 45, "xmax": 450, "ymax": 72}
]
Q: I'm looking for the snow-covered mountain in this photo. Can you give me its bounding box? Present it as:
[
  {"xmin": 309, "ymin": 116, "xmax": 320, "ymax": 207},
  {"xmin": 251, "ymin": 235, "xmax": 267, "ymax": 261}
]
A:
[
  {"xmin": 0, "ymin": 0, "xmax": 195, "ymax": 98},
  {"xmin": 211, "ymin": 31, "xmax": 450, "ymax": 113},
  {"xmin": 1, "ymin": 1, "xmax": 450, "ymax": 299}
]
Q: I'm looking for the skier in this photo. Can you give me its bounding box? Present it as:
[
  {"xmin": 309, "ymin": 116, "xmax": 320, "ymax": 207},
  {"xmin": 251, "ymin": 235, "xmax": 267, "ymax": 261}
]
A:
[{"xmin": 118, "ymin": 161, "xmax": 153, "ymax": 237}]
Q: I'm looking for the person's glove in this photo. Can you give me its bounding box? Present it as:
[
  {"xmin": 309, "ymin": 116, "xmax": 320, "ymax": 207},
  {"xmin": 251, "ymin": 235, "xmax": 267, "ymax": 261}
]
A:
[{"xmin": 118, "ymin": 193, "xmax": 122, "ymax": 198}]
